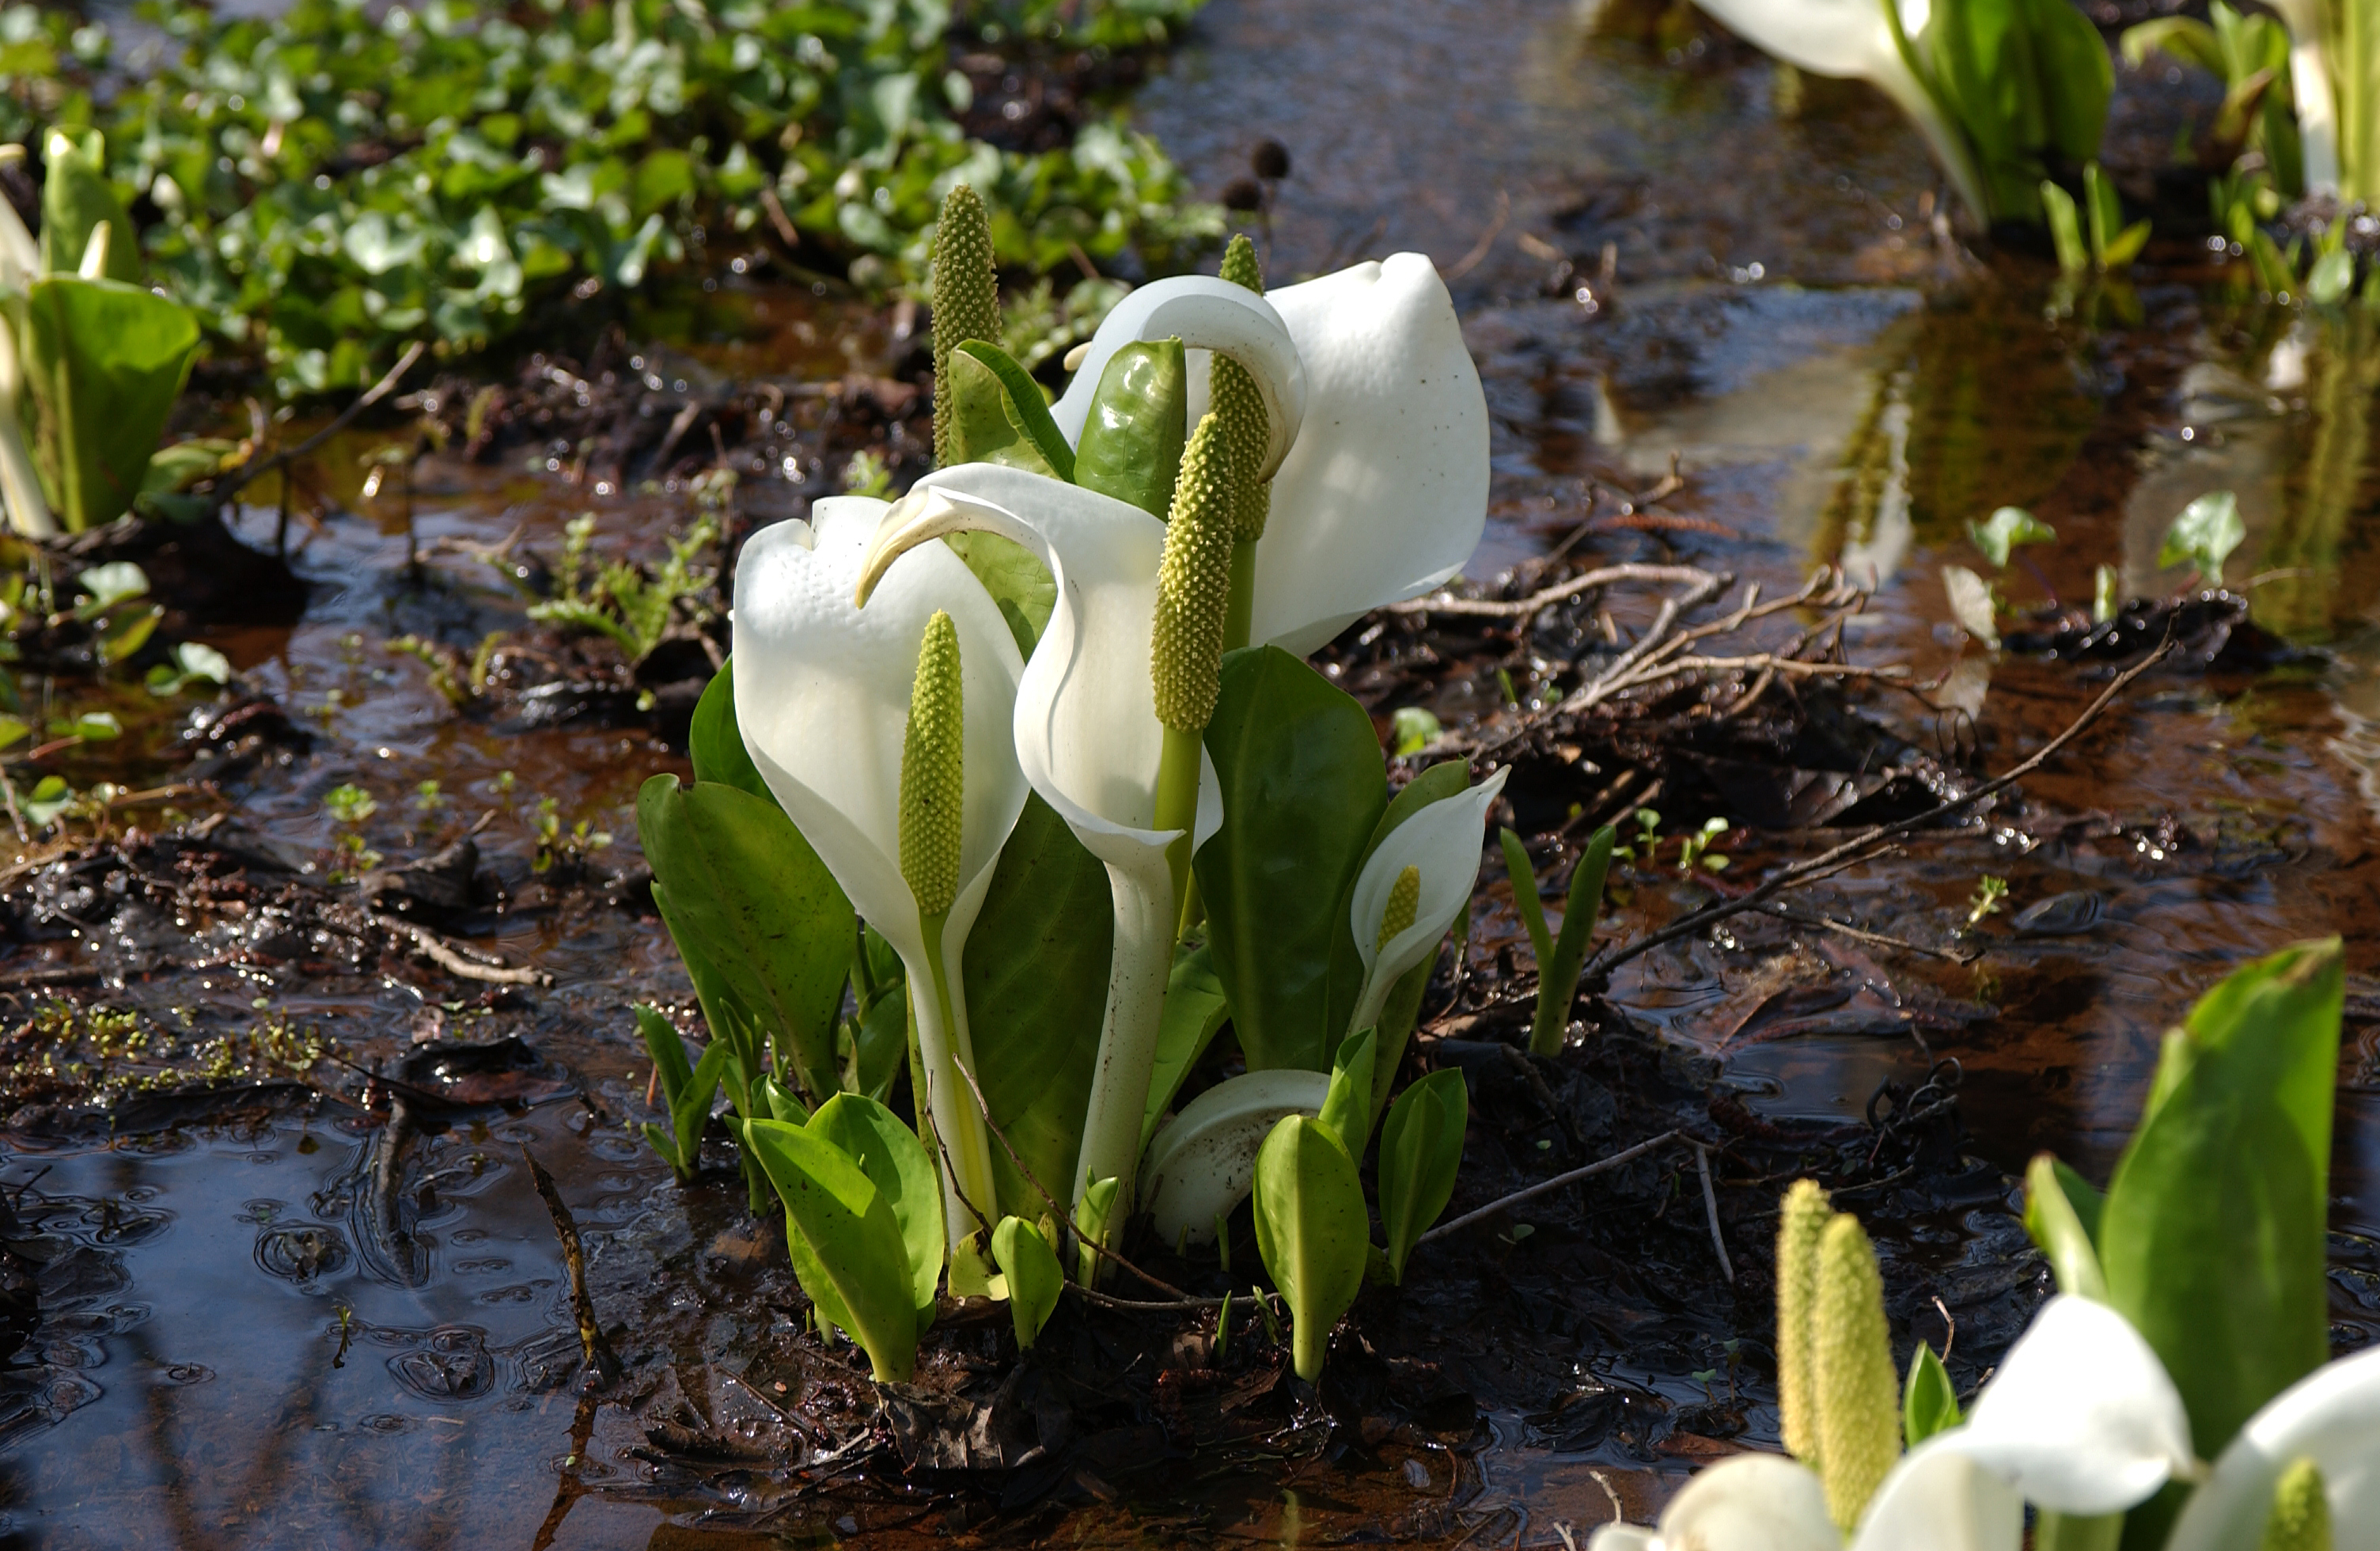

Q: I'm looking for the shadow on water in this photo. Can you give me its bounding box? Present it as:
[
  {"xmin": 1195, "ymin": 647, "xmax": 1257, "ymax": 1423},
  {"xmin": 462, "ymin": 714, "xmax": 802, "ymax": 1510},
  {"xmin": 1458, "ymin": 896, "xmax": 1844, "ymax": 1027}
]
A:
[{"xmin": 2, "ymin": 0, "xmax": 2379, "ymax": 1544}]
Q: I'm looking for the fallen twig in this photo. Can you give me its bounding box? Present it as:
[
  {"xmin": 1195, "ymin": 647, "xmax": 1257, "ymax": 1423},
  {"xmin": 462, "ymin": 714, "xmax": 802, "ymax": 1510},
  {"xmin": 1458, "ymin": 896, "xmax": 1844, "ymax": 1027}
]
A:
[
  {"xmin": 1696, "ymin": 1143, "xmax": 1734, "ymax": 1284},
  {"xmin": 1765, "ymin": 904, "xmax": 1980, "ymax": 965},
  {"xmin": 520, "ymin": 1143, "xmax": 622, "ymax": 1387},
  {"xmin": 1389, "ymin": 563, "xmax": 1719, "ymax": 620},
  {"xmin": 218, "ymin": 340, "xmax": 427, "ymax": 503},
  {"xmin": 1588, "ymin": 641, "xmax": 2174, "ymax": 978},
  {"xmin": 378, "ymin": 915, "xmax": 550, "ymax": 986},
  {"xmin": 1417, "ymin": 1128, "xmax": 1681, "ymax": 1246}
]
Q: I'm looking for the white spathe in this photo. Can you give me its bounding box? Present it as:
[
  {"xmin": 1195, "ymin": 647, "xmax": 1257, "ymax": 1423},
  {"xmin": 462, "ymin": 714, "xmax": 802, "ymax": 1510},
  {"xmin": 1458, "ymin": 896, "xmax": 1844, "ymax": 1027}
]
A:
[
  {"xmin": 2263, "ymin": 0, "xmax": 2341, "ymax": 193},
  {"xmin": 1346, "ymin": 766, "xmax": 1509, "ymax": 1037},
  {"xmin": 732, "ymin": 496, "xmax": 1028, "ymax": 1243},
  {"xmin": 1947, "ymin": 1293, "xmax": 2197, "ymax": 1516},
  {"xmin": 2166, "ymin": 1344, "xmax": 2380, "ymax": 1551},
  {"xmin": 1691, "ymin": 0, "xmax": 1989, "ymax": 222},
  {"xmin": 1051, "ymin": 256, "xmax": 1490, "ymax": 657},
  {"xmin": 1582, "ymin": 1443, "xmax": 2018, "ymax": 1551},
  {"xmin": 855, "ymin": 462, "xmax": 1222, "ymax": 1226}
]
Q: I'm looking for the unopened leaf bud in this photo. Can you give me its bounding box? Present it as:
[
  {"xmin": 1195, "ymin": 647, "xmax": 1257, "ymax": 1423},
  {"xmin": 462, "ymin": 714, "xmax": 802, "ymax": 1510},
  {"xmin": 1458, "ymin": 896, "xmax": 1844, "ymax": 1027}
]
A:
[
  {"xmin": 899, "ymin": 611, "xmax": 965, "ymax": 916},
  {"xmin": 1150, "ymin": 413, "xmax": 1236, "ymax": 732}
]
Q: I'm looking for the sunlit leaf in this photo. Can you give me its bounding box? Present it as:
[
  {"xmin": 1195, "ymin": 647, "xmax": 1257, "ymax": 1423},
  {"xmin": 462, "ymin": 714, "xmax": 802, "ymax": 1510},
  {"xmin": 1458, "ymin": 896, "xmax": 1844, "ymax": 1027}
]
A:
[
  {"xmin": 1317, "ymin": 1026, "xmax": 1378, "ymax": 1159},
  {"xmin": 741, "ymin": 1117, "xmax": 919, "ymax": 1382},
  {"xmin": 2159, "ymin": 490, "xmax": 2245, "ymax": 583},
  {"xmin": 1071, "ymin": 339, "xmax": 1188, "ymax": 518},
  {"xmin": 807, "ymin": 1094, "xmax": 943, "ymax": 1320},
  {"xmin": 1903, "ymin": 1341, "xmax": 1961, "ymax": 1446},
  {"xmin": 1378, "ymin": 1068, "xmax": 1467, "ymax": 1284},
  {"xmin": 991, "ymin": 1215, "xmax": 1063, "ymax": 1349},
  {"xmin": 17, "ymin": 278, "xmax": 201, "ymax": 533},
  {"xmin": 1141, "ymin": 942, "xmax": 1231, "ymax": 1148},
  {"xmin": 1968, "ymin": 506, "xmax": 2058, "ymax": 567},
  {"xmin": 1251, "ymin": 1113, "xmax": 1368, "ymax": 1382}
]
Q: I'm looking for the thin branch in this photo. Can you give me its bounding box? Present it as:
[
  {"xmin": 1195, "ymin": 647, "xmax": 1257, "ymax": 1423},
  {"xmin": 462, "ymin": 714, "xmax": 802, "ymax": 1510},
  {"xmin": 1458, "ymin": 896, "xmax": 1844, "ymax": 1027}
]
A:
[
  {"xmin": 378, "ymin": 915, "xmax": 550, "ymax": 986},
  {"xmin": 218, "ymin": 340, "xmax": 427, "ymax": 503},
  {"xmin": 1764, "ymin": 904, "xmax": 1980, "ymax": 965},
  {"xmin": 1587, "ymin": 641, "xmax": 2173, "ymax": 978},
  {"xmin": 1417, "ymin": 1128, "xmax": 1681, "ymax": 1246},
  {"xmin": 1389, "ymin": 563, "xmax": 1719, "ymax": 620},
  {"xmin": 1696, "ymin": 1143, "xmax": 1734, "ymax": 1284}
]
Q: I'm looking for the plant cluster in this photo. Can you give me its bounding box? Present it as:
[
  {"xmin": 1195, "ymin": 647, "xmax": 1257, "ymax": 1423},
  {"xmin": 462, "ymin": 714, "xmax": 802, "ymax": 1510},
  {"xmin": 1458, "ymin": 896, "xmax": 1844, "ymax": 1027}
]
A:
[
  {"xmin": 0, "ymin": 0, "xmax": 1218, "ymax": 396},
  {"xmin": 1692, "ymin": 0, "xmax": 2380, "ymax": 302},
  {"xmin": 1594, "ymin": 940, "xmax": 2378, "ymax": 1550},
  {"xmin": 634, "ymin": 188, "xmax": 1497, "ymax": 1382}
]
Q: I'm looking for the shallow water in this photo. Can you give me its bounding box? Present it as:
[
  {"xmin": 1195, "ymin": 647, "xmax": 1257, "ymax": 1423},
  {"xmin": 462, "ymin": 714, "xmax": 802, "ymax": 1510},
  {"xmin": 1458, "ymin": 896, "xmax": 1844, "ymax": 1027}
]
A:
[{"xmin": 5, "ymin": 0, "xmax": 2380, "ymax": 1544}]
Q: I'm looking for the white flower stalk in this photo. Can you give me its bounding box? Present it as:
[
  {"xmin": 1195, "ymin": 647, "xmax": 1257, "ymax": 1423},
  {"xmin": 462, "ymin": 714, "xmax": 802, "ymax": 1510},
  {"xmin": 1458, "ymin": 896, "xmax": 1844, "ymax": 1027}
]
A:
[
  {"xmin": 733, "ymin": 498, "xmax": 1028, "ymax": 1250},
  {"xmin": 855, "ymin": 462, "xmax": 1222, "ymax": 1235},
  {"xmin": 1692, "ymin": 0, "xmax": 1991, "ymax": 225},
  {"xmin": 1346, "ymin": 768, "xmax": 1508, "ymax": 1039},
  {"xmin": 1055, "ymin": 255, "xmax": 1490, "ymax": 656}
]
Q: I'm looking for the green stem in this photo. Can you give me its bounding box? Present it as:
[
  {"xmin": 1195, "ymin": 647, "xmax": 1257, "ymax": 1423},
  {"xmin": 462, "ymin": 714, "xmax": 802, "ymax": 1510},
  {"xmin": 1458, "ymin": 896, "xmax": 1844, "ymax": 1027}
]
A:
[
  {"xmin": 1154, "ymin": 723, "xmax": 1204, "ymax": 915},
  {"xmin": 1224, "ymin": 538, "xmax": 1257, "ymax": 654},
  {"xmin": 914, "ymin": 909, "xmax": 999, "ymax": 1249}
]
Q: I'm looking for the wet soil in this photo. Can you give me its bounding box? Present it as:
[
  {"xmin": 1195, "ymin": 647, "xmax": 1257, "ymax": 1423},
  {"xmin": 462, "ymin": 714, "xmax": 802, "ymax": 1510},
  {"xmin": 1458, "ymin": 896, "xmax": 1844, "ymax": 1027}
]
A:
[{"xmin": 3, "ymin": 0, "xmax": 2380, "ymax": 1545}]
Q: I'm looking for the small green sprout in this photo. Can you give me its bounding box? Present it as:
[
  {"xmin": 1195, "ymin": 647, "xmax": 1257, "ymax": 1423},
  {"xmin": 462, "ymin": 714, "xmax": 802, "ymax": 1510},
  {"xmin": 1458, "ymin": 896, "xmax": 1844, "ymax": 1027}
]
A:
[
  {"xmin": 1391, "ymin": 705, "xmax": 1442, "ymax": 756},
  {"xmin": 1679, "ymin": 817, "xmax": 1732, "ymax": 874},
  {"xmin": 1966, "ymin": 875, "xmax": 2009, "ymax": 927},
  {"xmin": 324, "ymin": 784, "xmax": 377, "ymax": 825},
  {"xmin": 843, "ymin": 449, "xmax": 895, "ymax": 499}
]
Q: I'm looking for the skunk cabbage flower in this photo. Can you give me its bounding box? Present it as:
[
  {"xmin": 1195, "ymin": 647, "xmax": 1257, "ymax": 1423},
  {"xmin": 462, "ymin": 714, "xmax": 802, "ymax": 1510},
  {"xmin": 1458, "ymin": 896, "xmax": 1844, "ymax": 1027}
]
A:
[
  {"xmin": 855, "ymin": 462, "xmax": 1222, "ymax": 1220},
  {"xmin": 1054, "ymin": 254, "xmax": 1490, "ymax": 654},
  {"xmin": 1692, "ymin": 0, "xmax": 1989, "ymax": 224},
  {"xmin": 1347, "ymin": 768, "xmax": 1508, "ymax": 1038},
  {"xmin": 1594, "ymin": 1292, "xmax": 2380, "ymax": 1549},
  {"xmin": 733, "ymin": 497, "xmax": 1029, "ymax": 1245}
]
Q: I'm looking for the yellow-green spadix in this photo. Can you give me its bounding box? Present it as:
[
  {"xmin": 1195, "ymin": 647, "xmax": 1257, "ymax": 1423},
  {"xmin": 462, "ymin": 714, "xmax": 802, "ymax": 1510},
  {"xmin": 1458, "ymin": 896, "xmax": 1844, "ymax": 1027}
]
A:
[
  {"xmin": 1345, "ymin": 765, "xmax": 1508, "ymax": 1039},
  {"xmin": 733, "ymin": 497, "xmax": 1028, "ymax": 1250}
]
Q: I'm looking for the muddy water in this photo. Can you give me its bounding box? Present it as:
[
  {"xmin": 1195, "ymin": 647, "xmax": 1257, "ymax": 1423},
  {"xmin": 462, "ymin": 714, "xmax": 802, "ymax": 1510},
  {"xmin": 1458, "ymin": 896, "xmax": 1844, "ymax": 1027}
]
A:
[{"xmin": 6, "ymin": 0, "xmax": 2380, "ymax": 1544}]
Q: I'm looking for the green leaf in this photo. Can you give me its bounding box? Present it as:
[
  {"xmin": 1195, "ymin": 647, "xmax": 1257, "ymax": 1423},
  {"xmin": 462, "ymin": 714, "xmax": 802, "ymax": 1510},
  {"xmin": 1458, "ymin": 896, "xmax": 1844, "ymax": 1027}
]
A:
[
  {"xmin": 2120, "ymin": 17, "xmax": 2223, "ymax": 76},
  {"xmin": 1902, "ymin": 1341, "xmax": 1962, "ymax": 1447},
  {"xmin": 1071, "ymin": 339, "xmax": 1188, "ymax": 519},
  {"xmin": 1197, "ymin": 646, "xmax": 1388, "ymax": 1072},
  {"xmin": 2022, "ymin": 1152, "xmax": 2108, "ymax": 1299},
  {"xmin": 0, "ymin": 715, "xmax": 28, "ymax": 752},
  {"xmin": 741, "ymin": 1117, "xmax": 919, "ymax": 1383},
  {"xmin": 16, "ymin": 277, "xmax": 202, "ymax": 533},
  {"xmin": 808, "ymin": 1094, "xmax": 944, "ymax": 1319},
  {"xmin": 965, "ymin": 791, "xmax": 1114, "ymax": 1219},
  {"xmin": 1378, "ymin": 1068, "xmax": 1468, "ymax": 1284},
  {"xmin": 1251, "ymin": 1114, "xmax": 1370, "ymax": 1382},
  {"xmin": 942, "ymin": 530, "xmax": 1056, "ymax": 658},
  {"xmin": 847, "ymin": 978, "xmax": 909, "ymax": 1102},
  {"xmin": 1391, "ymin": 706, "xmax": 1442, "ymax": 756},
  {"xmin": 943, "ymin": 347, "xmax": 1064, "ymax": 480},
  {"xmin": 2159, "ymin": 490, "xmax": 2245, "ymax": 583},
  {"xmin": 1317, "ymin": 1026, "xmax": 1378, "ymax": 1159},
  {"xmin": 74, "ymin": 562, "xmax": 150, "ymax": 616},
  {"xmin": 1072, "ymin": 1175, "xmax": 1119, "ymax": 1285},
  {"xmin": 21, "ymin": 774, "xmax": 70, "ymax": 829},
  {"xmin": 953, "ymin": 340, "xmax": 1075, "ymax": 480},
  {"xmin": 755, "ymin": 1072, "xmax": 809, "ymax": 1124},
  {"xmin": 1499, "ymin": 828, "xmax": 1552, "ymax": 969},
  {"xmin": 638, "ymin": 775, "xmax": 856, "ymax": 1108},
  {"xmin": 2100, "ymin": 939, "xmax": 2342, "ymax": 1462},
  {"xmin": 173, "ymin": 643, "xmax": 232, "ymax": 685},
  {"xmin": 687, "ymin": 659, "xmax": 776, "ymax": 806},
  {"xmin": 39, "ymin": 130, "xmax": 138, "ymax": 283},
  {"xmin": 1142, "ymin": 942, "xmax": 1231, "ymax": 1149},
  {"xmin": 1530, "ymin": 825, "xmax": 1615, "ymax": 1057},
  {"xmin": 991, "ymin": 1215, "xmax": 1063, "ymax": 1349},
  {"xmin": 635, "ymin": 1004, "xmax": 697, "ymax": 1167},
  {"xmin": 1967, "ymin": 506, "xmax": 2058, "ymax": 567},
  {"xmin": 2042, "ymin": 180, "xmax": 2090, "ymax": 274},
  {"xmin": 2026, "ymin": 0, "xmax": 2115, "ymax": 165}
]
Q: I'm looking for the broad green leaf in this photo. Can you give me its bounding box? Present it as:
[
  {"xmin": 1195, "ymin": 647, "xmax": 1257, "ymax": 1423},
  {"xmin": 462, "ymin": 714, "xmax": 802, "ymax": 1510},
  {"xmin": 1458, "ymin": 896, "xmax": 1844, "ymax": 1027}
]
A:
[
  {"xmin": 847, "ymin": 978, "xmax": 909, "ymax": 1102},
  {"xmin": 1197, "ymin": 646, "xmax": 1387, "ymax": 1072},
  {"xmin": 2158, "ymin": 490, "xmax": 2245, "ymax": 583},
  {"xmin": 809, "ymin": 1093, "xmax": 944, "ymax": 1319},
  {"xmin": 1071, "ymin": 339, "xmax": 1187, "ymax": 518},
  {"xmin": 1252, "ymin": 1114, "xmax": 1369, "ymax": 1382},
  {"xmin": 39, "ymin": 130, "xmax": 138, "ymax": 283},
  {"xmin": 687, "ymin": 659, "xmax": 775, "ymax": 806},
  {"xmin": 17, "ymin": 276, "xmax": 201, "ymax": 533},
  {"xmin": 1317, "ymin": 1026, "xmax": 1378, "ymax": 1160},
  {"xmin": 1378, "ymin": 1069, "xmax": 1468, "ymax": 1284},
  {"xmin": 991, "ymin": 1215, "xmax": 1063, "ymax": 1350},
  {"xmin": 741, "ymin": 1117, "xmax": 918, "ymax": 1382},
  {"xmin": 942, "ymin": 530, "xmax": 1055, "ymax": 658},
  {"xmin": 1903, "ymin": 1342, "xmax": 1962, "ymax": 1446},
  {"xmin": 1325, "ymin": 759, "xmax": 1472, "ymax": 1054},
  {"xmin": 953, "ymin": 340, "xmax": 1075, "ymax": 480},
  {"xmin": 1530, "ymin": 825, "xmax": 1615, "ymax": 1057},
  {"xmin": 2120, "ymin": 17, "xmax": 2223, "ymax": 75},
  {"xmin": 943, "ymin": 347, "xmax": 1064, "ymax": 479},
  {"xmin": 1968, "ymin": 506, "xmax": 2058, "ymax": 567},
  {"xmin": 754, "ymin": 1072, "xmax": 809, "ymax": 1124},
  {"xmin": 965, "ymin": 791, "xmax": 1112, "ymax": 1219},
  {"xmin": 2026, "ymin": 0, "xmax": 2115, "ymax": 164},
  {"xmin": 2100, "ymin": 939, "xmax": 2342, "ymax": 1463},
  {"xmin": 2022, "ymin": 1152, "xmax": 2108, "ymax": 1299},
  {"xmin": 1141, "ymin": 942, "xmax": 1231, "ymax": 1149},
  {"xmin": 638, "ymin": 774, "xmax": 855, "ymax": 1107}
]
